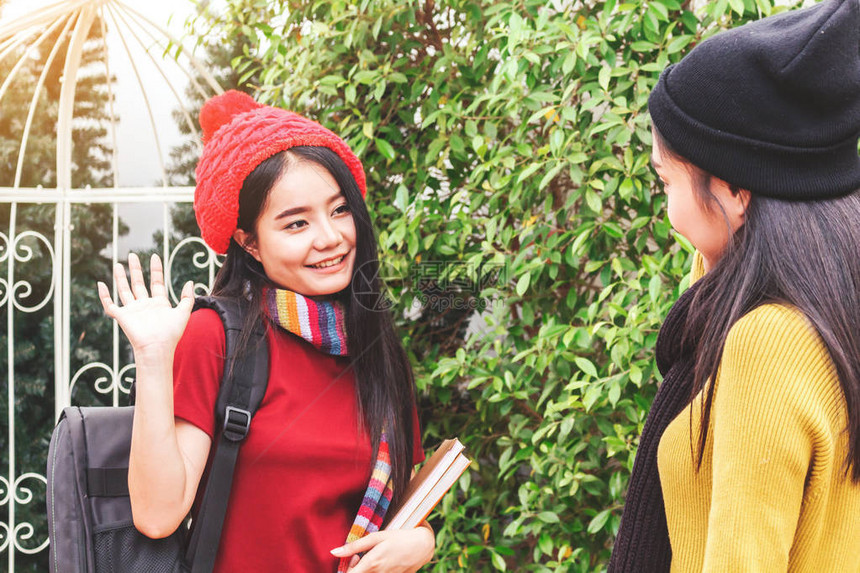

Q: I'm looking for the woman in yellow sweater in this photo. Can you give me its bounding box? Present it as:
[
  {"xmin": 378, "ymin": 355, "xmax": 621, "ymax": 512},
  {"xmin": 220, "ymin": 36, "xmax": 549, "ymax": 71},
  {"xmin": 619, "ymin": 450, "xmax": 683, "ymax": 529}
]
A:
[{"xmin": 609, "ymin": 1, "xmax": 860, "ymax": 571}]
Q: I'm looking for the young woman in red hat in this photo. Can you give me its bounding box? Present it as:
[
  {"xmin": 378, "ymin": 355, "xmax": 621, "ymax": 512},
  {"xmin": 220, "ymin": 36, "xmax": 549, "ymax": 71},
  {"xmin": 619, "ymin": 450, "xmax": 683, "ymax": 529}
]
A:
[
  {"xmin": 610, "ymin": 1, "xmax": 860, "ymax": 571},
  {"xmin": 97, "ymin": 91, "xmax": 435, "ymax": 572}
]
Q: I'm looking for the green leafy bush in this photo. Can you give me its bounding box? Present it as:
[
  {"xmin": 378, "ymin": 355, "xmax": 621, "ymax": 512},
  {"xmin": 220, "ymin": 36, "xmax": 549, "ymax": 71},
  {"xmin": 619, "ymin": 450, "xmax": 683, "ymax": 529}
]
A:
[{"xmin": 196, "ymin": 0, "xmax": 801, "ymax": 569}]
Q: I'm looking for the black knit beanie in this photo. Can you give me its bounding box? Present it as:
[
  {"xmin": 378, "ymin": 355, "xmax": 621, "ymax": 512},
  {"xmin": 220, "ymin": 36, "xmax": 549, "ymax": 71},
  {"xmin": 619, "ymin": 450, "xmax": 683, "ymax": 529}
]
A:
[{"xmin": 649, "ymin": 0, "xmax": 860, "ymax": 199}]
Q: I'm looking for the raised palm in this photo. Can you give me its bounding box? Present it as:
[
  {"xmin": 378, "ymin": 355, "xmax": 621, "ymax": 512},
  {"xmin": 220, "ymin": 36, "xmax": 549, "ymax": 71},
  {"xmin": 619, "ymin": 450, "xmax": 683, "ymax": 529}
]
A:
[{"xmin": 97, "ymin": 253, "xmax": 194, "ymax": 354}]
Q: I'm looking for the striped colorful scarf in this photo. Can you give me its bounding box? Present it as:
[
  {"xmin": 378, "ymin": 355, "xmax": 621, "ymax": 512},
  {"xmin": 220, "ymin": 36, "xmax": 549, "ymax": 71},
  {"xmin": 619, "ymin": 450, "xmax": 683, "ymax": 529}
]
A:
[
  {"xmin": 263, "ymin": 288, "xmax": 394, "ymax": 571},
  {"xmin": 265, "ymin": 288, "xmax": 348, "ymax": 355},
  {"xmin": 337, "ymin": 432, "xmax": 394, "ymax": 572}
]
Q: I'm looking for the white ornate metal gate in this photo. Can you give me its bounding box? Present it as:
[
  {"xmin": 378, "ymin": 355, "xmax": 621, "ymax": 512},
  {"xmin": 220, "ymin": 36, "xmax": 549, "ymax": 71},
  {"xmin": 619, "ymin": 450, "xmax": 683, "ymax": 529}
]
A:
[
  {"xmin": 0, "ymin": 0, "xmax": 223, "ymax": 568},
  {"xmin": 0, "ymin": 187, "xmax": 221, "ymax": 567}
]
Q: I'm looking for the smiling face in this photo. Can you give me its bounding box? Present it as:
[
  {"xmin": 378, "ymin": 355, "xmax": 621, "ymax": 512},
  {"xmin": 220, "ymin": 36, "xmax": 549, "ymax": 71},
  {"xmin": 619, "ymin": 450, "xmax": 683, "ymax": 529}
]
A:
[
  {"xmin": 651, "ymin": 129, "xmax": 750, "ymax": 270},
  {"xmin": 234, "ymin": 159, "xmax": 357, "ymax": 297}
]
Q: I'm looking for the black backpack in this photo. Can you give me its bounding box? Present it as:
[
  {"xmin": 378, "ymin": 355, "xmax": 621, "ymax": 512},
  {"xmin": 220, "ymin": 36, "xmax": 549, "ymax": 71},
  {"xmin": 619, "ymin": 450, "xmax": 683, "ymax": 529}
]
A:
[{"xmin": 46, "ymin": 297, "xmax": 269, "ymax": 573}]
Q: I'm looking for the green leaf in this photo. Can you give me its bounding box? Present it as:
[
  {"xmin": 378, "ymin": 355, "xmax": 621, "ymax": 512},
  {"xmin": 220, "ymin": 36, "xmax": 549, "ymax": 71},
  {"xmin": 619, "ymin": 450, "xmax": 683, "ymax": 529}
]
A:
[
  {"xmin": 563, "ymin": 50, "xmax": 577, "ymax": 74},
  {"xmin": 588, "ymin": 509, "xmax": 612, "ymax": 534},
  {"xmin": 395, "ymin": 185, "xmax": 409, "ymax": 212},
  {"xmin": 449, "ymin": 135, "xmax": 466, "ymax": 155},
  {"xmin": 574, "ymin": 357, "xmax": 598, "ymax": 378},
  {"xmin": 509, "ymin": 12, "xmax": 524, "ymax": 36},
  {"xmin": 539, "ymin": 163, "xmax": 564, "ymax": 191},
  {"xmin": 666, "ymin": 34, "xmax": 693, "ymax": 54},
  {"xmin": 598, "ymin": 65, "xmax": 611, "ymax": 91},
  {"xmin": 583, "ymin": 385, "xmax": 603, "ymax": 411},
  {"xmin": 538, "ymin": 511, "xmax": 560, "ymax": 523},
  {"xmin": 630, "ymin": 41, "xmax": 658, "ymax": 52},
  {"xmin": 585, "ymin": 189, "xmax": 602, "ymax": 212},
  {"xmin": 608, "ymin": 381, "xmax": 621, "ymax": 406},
  {"xmin": 374, "ymin": 80, "xmax": 386, "ymax": 101},
  {"xmin": 649, "ymin": 274, "xmax": 662, "ymax": 303},
  {"xmin": 729, "ymin": 0, "xmax": 746, "ymax": 16},
  {"xmin": 517, "ymin": 163, "xmax": 543, "ymax": 184},
  {"xmin": 426, "ymin": 137, "xmax": 446, "ymax": 164},
  {"xmin": 649, "ymin": 1, "xmax": 669, "ymax": 21},
  {"xmin": 602, "ymin": 221, "xmax": 624, "ymax": 238},
  {"xmin": 375, "ymin": 138, "xmax": 396, "ymax": 160},
  {"xmin": 516, "ymin": 273, "xmax": 531, "ymax": 296},
  {"xmin": 630, "ymin": 363, "xmax": 643, "ymax": 386},
  {"xmin": 353, "ymin": 70, "xmax": 376, "ymax": 84},
  {"xmin": 538, "ymin": 532, "xmax": 554, "ymax": 555}
]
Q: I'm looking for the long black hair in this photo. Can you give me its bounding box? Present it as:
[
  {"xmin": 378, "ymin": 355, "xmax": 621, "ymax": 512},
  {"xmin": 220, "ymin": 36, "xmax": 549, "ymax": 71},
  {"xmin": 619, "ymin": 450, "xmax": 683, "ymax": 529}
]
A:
[
  {"xmin": 211, "ymin": 146, "xmax": 416, "ymax": 503},
  {"xmin": 654, "ymin": 129, "xmax": 860, "ymax": 481}
]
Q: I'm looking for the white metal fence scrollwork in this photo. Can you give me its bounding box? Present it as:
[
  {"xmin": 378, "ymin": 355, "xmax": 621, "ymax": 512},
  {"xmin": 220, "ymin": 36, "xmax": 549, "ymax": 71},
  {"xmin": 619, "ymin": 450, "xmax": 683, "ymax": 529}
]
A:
[{"xmin": 1, "ymin": 188, "xmax": 221, "ymax": 570}]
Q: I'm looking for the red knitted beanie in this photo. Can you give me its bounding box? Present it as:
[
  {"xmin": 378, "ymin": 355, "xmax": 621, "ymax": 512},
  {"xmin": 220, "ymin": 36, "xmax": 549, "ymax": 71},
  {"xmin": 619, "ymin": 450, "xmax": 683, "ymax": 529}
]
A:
[{"xmin": 194, "ymin": 90, "xmax": 367, "ymax": 254}]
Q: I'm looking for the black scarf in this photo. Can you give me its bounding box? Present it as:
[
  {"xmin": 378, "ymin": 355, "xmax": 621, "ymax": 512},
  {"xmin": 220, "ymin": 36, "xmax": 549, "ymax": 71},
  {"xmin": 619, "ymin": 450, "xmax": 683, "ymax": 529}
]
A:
[{"xmin": 608, "ymin": 281, "xmax": 704, "ymax": 572}]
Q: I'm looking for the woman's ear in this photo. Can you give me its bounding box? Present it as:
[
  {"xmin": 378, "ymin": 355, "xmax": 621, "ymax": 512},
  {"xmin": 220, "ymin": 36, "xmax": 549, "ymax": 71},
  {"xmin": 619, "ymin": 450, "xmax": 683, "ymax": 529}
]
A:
[
  {"xmin": 733, "ymin": 186, "xmax": 752, "ymax": 218},
  {"xmin": 232, "ymin": 229, "xmax": 261, "ymax": 262},
  {"xmin": 710, "ymin": 178, "xmax": 751, "ymax": 229}
]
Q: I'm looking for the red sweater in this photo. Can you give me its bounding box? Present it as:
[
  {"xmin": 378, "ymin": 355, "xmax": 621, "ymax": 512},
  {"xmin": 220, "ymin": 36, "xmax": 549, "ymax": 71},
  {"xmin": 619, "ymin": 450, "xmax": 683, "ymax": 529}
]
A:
[{"xmin": 173, "ymin": 309, "xmax": 424, "ymax": 572}]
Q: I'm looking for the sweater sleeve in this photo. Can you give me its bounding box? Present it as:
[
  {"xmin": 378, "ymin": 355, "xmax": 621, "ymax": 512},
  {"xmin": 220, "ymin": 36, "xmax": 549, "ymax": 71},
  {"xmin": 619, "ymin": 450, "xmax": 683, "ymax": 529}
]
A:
[{"xmin": 702, "ymin": 304, "xmax": 838, "ymax": 571}]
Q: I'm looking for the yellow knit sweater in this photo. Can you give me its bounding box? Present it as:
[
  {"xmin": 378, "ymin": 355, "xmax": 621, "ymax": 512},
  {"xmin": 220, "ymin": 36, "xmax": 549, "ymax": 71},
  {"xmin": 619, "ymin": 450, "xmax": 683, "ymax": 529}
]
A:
[{"xmin": 657, "ymin": 253, "xmax": 860, "ymax": 572}]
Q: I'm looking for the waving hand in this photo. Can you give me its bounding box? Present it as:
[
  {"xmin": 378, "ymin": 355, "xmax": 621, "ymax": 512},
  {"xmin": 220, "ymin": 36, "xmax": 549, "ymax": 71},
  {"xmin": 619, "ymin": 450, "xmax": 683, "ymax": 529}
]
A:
[{"xmin": 97, "ymin": 253, "xmax": 194, "ymax": 355}]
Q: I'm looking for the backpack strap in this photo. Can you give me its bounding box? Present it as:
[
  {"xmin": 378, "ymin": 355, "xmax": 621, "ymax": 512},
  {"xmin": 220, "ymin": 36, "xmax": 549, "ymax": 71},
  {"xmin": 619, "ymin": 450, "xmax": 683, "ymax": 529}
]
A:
[{"xmin": 183, "ymin": 296, "xmax": 269, "ymax": 573}]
